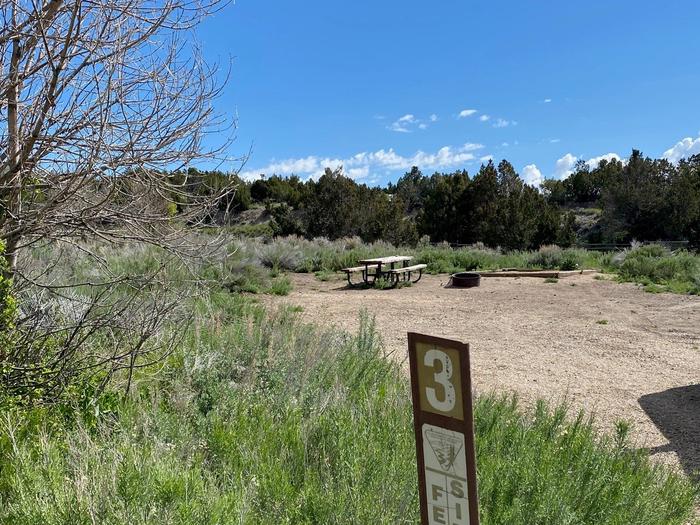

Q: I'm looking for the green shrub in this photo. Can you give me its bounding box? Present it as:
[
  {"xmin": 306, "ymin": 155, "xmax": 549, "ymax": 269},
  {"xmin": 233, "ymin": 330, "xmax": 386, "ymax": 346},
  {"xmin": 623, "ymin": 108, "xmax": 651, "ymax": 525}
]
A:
[
  {"xmin": 222, "ymin": 264, "xmax": 267, "ymax": 294},
  {"xmin": 610, "ymin": 245, "xmax": 700, "ymax": 294},
  {"xmin": 255, "ymin": 238, "xmax": 305, "ymax": 271},
  {"xmin": 0, "ymin": 308, "xmax": 696, "ymax": 524},
  {"xmin": 231, "ymin": 236, "xmax": 609, "ymax": 277},
  {"xmin": 628, "ymin": 244, "xmax": 671, "ymax": 258},
  {"xmin": 0, "ymin": 241, "xmax": 17, "ymax": 333},
  {"xmin": 166, "ymin": 202, "xmax": 178, "ymax": 218},
  {"xmin": 559, "ymin": 251, "xmax": 582, "ymax": 271},
  {"xmin": 528, "ymin": 245, "xmax": 585, "ymax": 270},
  {"xmin": 373, "ymin": 276, "xmax": 392, "ymax": 289},
  {"xmin": 226, "ymin": 222, "xmax": 275, "ymax": 239},
  {"xmin": 267, "ymin": 275, "xmax": 293, "ymax": 296}
]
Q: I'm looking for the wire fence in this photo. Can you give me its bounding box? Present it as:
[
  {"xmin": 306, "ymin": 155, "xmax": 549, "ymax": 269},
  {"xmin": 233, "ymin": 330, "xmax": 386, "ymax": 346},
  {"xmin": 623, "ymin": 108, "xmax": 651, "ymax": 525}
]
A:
[
  {"xmin": 426, "ymin": 240, "xmax": 692, "ymax": 252},
  {"xmin": 576, "ymin": 241, "xmax": 690, "ymax": 251}
]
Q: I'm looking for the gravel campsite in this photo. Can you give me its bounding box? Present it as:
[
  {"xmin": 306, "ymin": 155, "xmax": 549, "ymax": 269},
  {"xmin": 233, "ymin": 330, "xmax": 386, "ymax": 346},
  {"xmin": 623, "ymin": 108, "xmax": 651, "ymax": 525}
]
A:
[{"xmin": 266, "ymin": 272, "xmax": 700, "ymax": 476}]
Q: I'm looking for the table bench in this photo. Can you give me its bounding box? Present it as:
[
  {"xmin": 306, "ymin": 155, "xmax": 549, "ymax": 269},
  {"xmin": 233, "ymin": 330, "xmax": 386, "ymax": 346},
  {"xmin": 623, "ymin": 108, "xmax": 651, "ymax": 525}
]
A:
[
  {"xmin": 386, "ymin": 263, "xmax": 428, "ymax": 285},
  {"xmin": 341, "ymin": 264, "xmax": 380, "ymax": 286}
]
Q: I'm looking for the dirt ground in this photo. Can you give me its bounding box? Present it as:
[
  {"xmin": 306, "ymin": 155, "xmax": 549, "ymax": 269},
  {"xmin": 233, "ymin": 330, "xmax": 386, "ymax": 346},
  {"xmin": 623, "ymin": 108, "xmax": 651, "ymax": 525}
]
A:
[{"xmin": 263, "ymin": 272, "xmax": 700, "ymax": 480}]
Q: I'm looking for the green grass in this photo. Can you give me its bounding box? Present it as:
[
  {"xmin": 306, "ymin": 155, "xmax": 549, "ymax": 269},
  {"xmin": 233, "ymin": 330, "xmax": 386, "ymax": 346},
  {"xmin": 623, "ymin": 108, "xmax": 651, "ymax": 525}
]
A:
[
  {"xmin": 373, "ymin": 276, "xmax": 392, "ymax": 289},
  {"xmin": 609, "ymin": 245, "xmax": 700, "ymax": 295},
  {"xmin": 1, "ymin": 293, "xmax": 696, "ymax": 524},
  {"xmin": 3, "ymin": 235, "xmax": 698, "ymax": 524},
  {"xmin": 597, "ymin": 319, "xmax": 609, "ymax": 325},
  {"xmin": 221, "ymin": 235, "xmax": 700, "ymax": 295},
  {"xmin": 267, "ymin": 275, "xmax": 293, "ymax": 295},
  {"xmin": 230, "ymin": 236, "xmax": 605, "ymax": 275},
  {"xmin": 543, "ymin": 277, "xmax": 559, "ymax": 283},
  {"xmin": 313, "ymin": 269, "xmax": 336, "ymax": 281},
  {"xmin": 223, "ymin": 222, "xmax": 276, "ymax": 239}
]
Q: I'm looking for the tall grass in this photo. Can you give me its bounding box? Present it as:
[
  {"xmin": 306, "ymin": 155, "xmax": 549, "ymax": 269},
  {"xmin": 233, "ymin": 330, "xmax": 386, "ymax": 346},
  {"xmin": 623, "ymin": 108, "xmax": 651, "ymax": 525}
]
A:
[
  {"xmin": 231, "ymin": 236, "xmax": 605, "ymax": 274},
  {"xmin": 231, "ymin": 235, "xmax": 700, "ymax": 294},
  {"xmin": 1, "ymin": 293, "xmax": 696, "ymax": 524},
  {"xmin": 608, "ymin": 244, "xmax": 700, "ymax": 294}
]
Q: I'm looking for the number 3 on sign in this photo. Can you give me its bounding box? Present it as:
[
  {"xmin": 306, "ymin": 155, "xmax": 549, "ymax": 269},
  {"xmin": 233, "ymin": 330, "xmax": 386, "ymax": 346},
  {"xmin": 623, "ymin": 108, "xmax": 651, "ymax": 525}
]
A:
[{"xmin": 424, "ymin": 349, "xmax": 456, "ymax": 412}]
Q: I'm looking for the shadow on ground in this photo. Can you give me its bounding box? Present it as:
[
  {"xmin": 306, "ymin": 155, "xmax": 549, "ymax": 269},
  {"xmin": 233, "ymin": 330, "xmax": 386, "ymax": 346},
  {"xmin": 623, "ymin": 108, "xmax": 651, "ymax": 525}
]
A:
[{"xmin": 639, "ymin": 384, "xmax": 700, "ymax": 482}]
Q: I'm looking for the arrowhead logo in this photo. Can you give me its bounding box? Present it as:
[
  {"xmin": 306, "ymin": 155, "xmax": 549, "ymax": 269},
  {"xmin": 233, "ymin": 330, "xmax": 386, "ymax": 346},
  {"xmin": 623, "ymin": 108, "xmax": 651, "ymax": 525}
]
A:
[{"xmin": 425, "ymin": 428, "xmax": 464, "ymax": 473}]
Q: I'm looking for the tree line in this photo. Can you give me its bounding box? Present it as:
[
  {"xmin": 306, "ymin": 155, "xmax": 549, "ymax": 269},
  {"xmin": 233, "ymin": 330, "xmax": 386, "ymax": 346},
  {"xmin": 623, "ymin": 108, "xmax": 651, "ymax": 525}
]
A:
[
  {"xmin": 542, "ymin": 150, "xmax": 700, "ymax": 244},
  {"xmin": 177, "ymin": 149, "xmax": 700, "ymax": 250}
]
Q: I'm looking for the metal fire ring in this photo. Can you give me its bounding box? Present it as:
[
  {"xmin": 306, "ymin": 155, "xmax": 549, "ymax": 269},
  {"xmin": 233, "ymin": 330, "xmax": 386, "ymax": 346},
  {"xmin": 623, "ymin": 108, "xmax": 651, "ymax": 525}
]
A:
[{"xmin": 450, "ymin": 272, "xmax": 481, "ymax": 288}]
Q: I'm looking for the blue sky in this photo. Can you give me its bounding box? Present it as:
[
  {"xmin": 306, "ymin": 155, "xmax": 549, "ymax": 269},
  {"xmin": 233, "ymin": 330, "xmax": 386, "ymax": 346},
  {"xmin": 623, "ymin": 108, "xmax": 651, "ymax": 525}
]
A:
[{"xmin": 200, "ymin": 1, "xmax": 700, "ymax": 186}]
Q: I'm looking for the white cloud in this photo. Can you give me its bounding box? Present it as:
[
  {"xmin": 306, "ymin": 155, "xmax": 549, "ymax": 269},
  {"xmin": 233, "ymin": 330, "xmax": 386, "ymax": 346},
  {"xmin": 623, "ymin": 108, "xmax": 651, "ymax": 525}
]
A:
[
  {"xmin": 240, "ymin": 142, "xmax": 486, "ymax": 181},
  {"xmin": 586, "ymin": 153, "xmax": 621, "ymax": 168},
  {"xmin": 458, "ymin": 109, "xmax": 478, "ymax": 118},
  {"xmin": 429, "ymin": 114, "xmax": 438, "ymax": 122},
  {"xmin": 388, "ymin": 113, "xmax": 417, "ymax": 132},
  {"xmin": 522, "ymin": 164, "xmax": 543, "ymax": 187},
  {"xmin": 479, "ymin": 114, "xmax": 490, "ymax": 122},
  {"xmin": 543, "ymin": 98, "xmax": 552, "ymax": 103},
  {"xmin": 346, "ymin": 166, "xmax": 370, "ymax": 180},
  {"xmin": 480, "ymin": 155, "xmax": 493, "ymax": 163},
  {"xmin": 501, "ymin": 142, "xmax": 509, "ymax": 147},
  {"xmin": 389, "ymin": 122, "xmax": 411, "ymax": 133},
  {"xmin": 410, "ymin": 143, "xmax": 483, "ymax": 169},
  {"xmin": 554, "ymin": 152, "xmax": 622, "ymax": 179},
  {"xmin": 663, "ymin": 135, "xmax": 700, "ymax": 163},
  {"xmin": 492, "ymin": 118, "xmax": 515, "ymax": 128},
  {"xmin": 549, "ymin": 138, "xmax": 560, "ymax": 143},
  {"xmin": 388, "ymin": 113, "xmax": 433, "ymax": 133},
  {"xmin": 554, "ymin": 153, "xmax": 578, "ymax": 179}
]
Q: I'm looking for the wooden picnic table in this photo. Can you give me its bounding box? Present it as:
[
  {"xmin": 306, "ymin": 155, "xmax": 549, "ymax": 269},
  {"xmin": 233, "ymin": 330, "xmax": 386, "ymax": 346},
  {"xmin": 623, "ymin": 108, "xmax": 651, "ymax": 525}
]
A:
[
  {"xmin": 358, "ymin": 255, "xmax": 413, "ymax": 271},
  {"xmin": 343, "ymin": 255, "xmax": 427, "ymax": 287}
]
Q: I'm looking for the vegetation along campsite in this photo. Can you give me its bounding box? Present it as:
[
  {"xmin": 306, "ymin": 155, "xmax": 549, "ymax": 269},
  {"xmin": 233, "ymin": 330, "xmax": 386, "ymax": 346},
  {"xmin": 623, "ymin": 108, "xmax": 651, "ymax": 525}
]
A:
[{"xmin": 1, "ymin": 1, "xmax": 699, "ymax": 524}]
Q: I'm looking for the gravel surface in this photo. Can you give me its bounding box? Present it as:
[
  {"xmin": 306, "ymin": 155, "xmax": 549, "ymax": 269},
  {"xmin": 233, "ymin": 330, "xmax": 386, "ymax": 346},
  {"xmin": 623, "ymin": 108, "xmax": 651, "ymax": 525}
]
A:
[{"xmin": 263, "ymin": 272, "xmax": 700, "ymax": 480}]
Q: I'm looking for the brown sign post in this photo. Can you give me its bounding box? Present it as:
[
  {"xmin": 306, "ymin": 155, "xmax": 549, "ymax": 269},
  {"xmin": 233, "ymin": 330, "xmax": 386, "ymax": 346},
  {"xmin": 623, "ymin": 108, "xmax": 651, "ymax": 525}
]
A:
[{"xmin": 408, "ymin": 332, "xmax": 479, "ymax": 525}]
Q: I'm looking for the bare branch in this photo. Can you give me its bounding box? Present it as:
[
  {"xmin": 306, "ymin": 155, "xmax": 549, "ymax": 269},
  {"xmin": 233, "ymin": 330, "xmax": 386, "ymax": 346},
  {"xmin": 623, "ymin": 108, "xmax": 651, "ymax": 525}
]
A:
[{"xmin": 0, "ymin": 0, "xmax": 241, "ymax": 273}]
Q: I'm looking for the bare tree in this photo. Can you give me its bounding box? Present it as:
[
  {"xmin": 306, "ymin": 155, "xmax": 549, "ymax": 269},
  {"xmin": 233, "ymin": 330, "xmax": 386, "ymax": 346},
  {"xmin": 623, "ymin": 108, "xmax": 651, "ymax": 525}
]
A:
[
  {"xmin": 0, "ymin": 0, "xmax": 237, "ymax": 273},
  {"xmin": 0, "ymin": 0, "xmax": 240, "ymax": 401}
]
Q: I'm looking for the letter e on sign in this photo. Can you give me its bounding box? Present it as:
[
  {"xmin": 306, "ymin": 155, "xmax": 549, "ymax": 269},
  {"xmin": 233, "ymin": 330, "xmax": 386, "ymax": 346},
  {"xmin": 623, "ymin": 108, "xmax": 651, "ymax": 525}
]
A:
[{"xmin": 408, "ymin": 333, "xmax": 479, "ymax": 525}]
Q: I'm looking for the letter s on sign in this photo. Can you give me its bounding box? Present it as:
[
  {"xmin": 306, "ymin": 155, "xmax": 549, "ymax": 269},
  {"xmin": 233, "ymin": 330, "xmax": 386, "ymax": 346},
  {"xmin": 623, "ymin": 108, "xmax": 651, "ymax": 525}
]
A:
[{"xmin": 423, "ymin": 348, "xmax": 456, "ymax": 412}]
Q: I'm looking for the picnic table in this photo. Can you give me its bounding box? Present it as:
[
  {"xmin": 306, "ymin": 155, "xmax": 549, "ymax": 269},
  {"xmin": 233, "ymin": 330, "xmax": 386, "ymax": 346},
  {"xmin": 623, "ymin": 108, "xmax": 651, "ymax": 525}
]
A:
[{"xmin": 342, "ymin": 255, "xmax": 427, "ymax": 287}]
